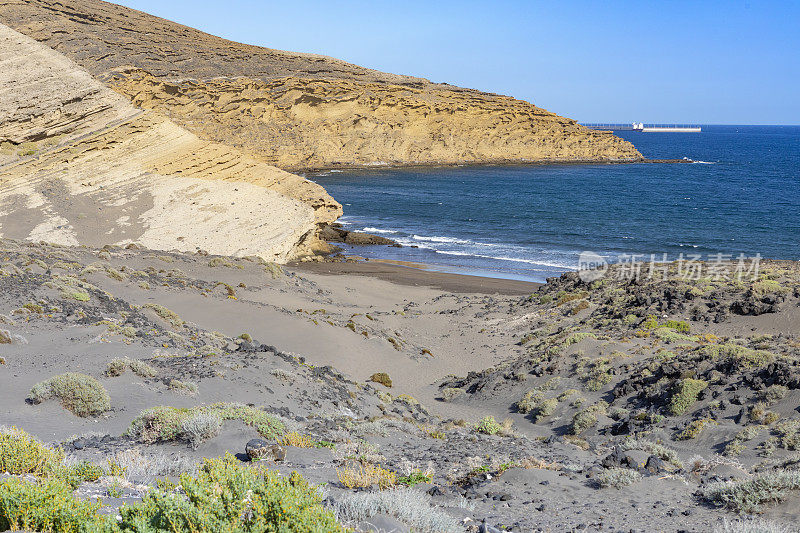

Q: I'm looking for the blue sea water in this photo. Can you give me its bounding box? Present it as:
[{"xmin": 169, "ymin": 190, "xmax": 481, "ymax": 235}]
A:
[{"xmin": 310, "ymin": 126, "xmax": 800, "ymax": 282}]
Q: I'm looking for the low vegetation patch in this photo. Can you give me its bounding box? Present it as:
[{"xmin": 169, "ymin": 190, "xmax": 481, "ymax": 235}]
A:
[
  {"xmin": 143, "ymin": 303, "xmax": 184, "ymax": 328},
  {"xmin": 168, "ymin": 379, "xmax": 199, "ymax": 395},
  {"xmin": 120, "ymin": 454, "xmax": 342, "ymax": 530},
  {"xmin": 595, "ymin": 467, "xmax": 642, "ymax": 488},
  {"xmin": 106, "ymin": 357, "xmax": 157, "ymax": 378},
  {"xmin": 28, "ymin": 372, "xmax": 111, "ymax": 417},
  {"xmin": 336, "ymin": 463, "xmax": 397, "ymax": 490},
  {"xmin": 676, "ymin": 418, "xmax": 717, "ymax": 440},
  {"xmin": 369, "ymin": 372, "xmax": 392, "ymax": 388},
  {"xmin": 0, "ymin": 477, "xmax": 104, "ymax": 532},
  {"xmin": 668, "ymin": 378, "xmax": 708, "ymax": 416},
  {"xmin": 127, "ymin": 403, "xmax": 284, "ymax": 445},
  {"xmin": 703, "ymin": 471, "xmax": 800, "ymax": 513},
  {"xmin": 0, "ymin": 427, "xmax": 64, "ymax": 476},
  {"xmin": 571, "ymin": 401, "xmax": 608, "ymax": 435},
  {"xmin": 334, "ymin": 487, "xmax": 459, "ymax": 533},
  {"xmin": 474, "ymin": 416, "xmax": 506, "ymax": 435}
]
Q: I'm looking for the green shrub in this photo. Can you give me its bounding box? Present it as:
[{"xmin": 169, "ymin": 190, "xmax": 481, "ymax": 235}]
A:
[
  {"xmin": 668, "ymin": 378, "xmax": 707, "ymax": 416},
  {"xmin": 56, "ymin": 461, "xmax": 106, "ymax": 489},
  {"xmin": 0, "ymin": 477, "xmax": 105, "ymax": 532},
  {"xmin": 652, "ymin": 327, "xmax": 698, "ymax": 344},
  {"xmin": 28, "ymin": 373, "xmax": 111, "ymax": 417},
  {"xmin": 117, "ymin": 453, "xmax": 343, "ymax": 531},
  {"xmin": 516, "ymin": 390, "xmax": 543, "ymax": 414},
  {"xmin": 571, "ymin": 401, "xmax": 607, "ymax": 434},
  {"xmin": 474, "ymin": 416, "xmax": 502, "ymax": 435},
  {"xmin": 533, "ymin": 398, "xmax": 559, "ymax": 421},
  {"xmin": 642, "ymin": 315, "xmax": 659, "ymax": 330},
  {"xmin": 0, "ymin": 427, "xmax": 64, "ymax": 475},
  {"xmin": 676, "ymin": 418, "xmax": 716, "ymax": 440},
  {"xmin": 761, "ymin": 385, "xmax": 789, "ymax": 405},
  {"xmin": 751, "ymin": 280, "xmax": 789, "ymax": 297},
  {"xmin": 701, "ymin": 343, "xmax": 775, "ymax": 369},
  {"xmin": 663, "ymin": 320, "xmax": 691, "ymax": 333}
]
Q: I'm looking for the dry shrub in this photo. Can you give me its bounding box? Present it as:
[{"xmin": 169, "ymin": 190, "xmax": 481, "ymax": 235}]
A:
[{"xmin": 337, "ymin": 463, "xmax": 396, "ymax": 490}]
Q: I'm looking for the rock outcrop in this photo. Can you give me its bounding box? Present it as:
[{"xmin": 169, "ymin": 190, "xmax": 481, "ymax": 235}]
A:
[
  {"xmin": 0, "ymin": 23, "xmax": 339, "ymax": 261},
  {"xmin": 0, "ymin": 0, "xmax": 643, "ymax": 169}
]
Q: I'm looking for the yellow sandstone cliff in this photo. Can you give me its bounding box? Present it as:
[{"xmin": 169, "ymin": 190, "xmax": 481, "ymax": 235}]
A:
[{"xmin": 0, "ymin": 0, "xmax": 643, "ymax": 170}]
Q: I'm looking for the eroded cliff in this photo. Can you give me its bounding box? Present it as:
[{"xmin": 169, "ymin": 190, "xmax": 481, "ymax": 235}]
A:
[
  {"xmin": 0, "ymin": 0, "xmax": 643, "ymax": 169},
  {"xmin": 0, "ymin": 23, "xmax": 339, "ymax": 261}
]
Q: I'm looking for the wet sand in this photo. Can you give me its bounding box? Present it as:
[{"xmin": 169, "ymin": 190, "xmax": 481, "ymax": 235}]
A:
[{"xmin": 290, "ymin": 259, "xmax": 543, "ymax": 296}]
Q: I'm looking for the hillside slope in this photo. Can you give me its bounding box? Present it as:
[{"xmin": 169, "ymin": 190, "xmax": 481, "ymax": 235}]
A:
[
  {"xmin": 0, "ymin": 0, "xmax": 644, "ymax": 169},
  {"xmin": 0, "ymin": 23, "xmax": 339, "ymax": 261}
]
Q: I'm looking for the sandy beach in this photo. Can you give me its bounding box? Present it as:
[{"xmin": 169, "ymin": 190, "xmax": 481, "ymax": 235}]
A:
[{"xmin": 291, "ymin": 259, "xmax": 542, "ymax": 295}]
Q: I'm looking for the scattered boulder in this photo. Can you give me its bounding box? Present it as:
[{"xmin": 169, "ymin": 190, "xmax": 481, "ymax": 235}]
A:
[
  {"xmin": 245, "ymin": 439, "xmax": 285, "ymax": 462},
  {"xmin": 344, "ymin": 232, "xmax": 396, "ymax": 246},
  {"xmin": 319, "ymin": 224, "xmax": 398, "ymax": 246}
]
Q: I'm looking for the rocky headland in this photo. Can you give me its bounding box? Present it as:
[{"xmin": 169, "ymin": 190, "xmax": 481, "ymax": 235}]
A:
[{"xmin": 0, "ymin": 0, "xmax": 642, "ymax": 171}]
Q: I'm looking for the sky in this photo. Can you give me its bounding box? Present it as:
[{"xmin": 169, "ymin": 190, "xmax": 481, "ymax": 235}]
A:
[{"xmin": 114, "ymin": 0, "xmax": 800, "ymax": 125}]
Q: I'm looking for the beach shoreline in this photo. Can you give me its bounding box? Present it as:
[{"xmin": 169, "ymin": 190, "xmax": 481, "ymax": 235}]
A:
[{"xmin": 289, "ymin": 257, "xmax": 543, "ymax": 295}]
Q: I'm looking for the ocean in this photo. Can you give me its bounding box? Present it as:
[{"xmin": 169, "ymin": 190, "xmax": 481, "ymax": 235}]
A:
[{"xmin": 310, "ymin": 126, "xmax": 800, "ymax": 283}]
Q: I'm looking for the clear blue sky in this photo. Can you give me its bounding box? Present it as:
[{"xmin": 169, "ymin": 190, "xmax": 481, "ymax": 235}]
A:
[{"xmin": 114, "ymin": 0, "xmax": 799, "ymax": 124}]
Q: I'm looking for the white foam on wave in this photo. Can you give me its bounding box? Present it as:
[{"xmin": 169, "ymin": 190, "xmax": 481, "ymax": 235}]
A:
[
  {"xmin": 363, "ymin": 227, "xmax": 398, "ymax": 234},
  {"xmin": 691, "ymin": 160, "xmax": 715, "ymax": 164},
  {"xmin": 412, "ymin": 234, "xmax": 472, "ymax": 244},
  {"xmin": 436, "ymin": 249, "xmax": 577, "ymax": 269}
]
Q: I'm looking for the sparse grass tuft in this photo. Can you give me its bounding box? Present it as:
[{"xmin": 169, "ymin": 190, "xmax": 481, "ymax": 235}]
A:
[
  {"xmin": 143, "ymin": 303, "xmax": 184, "ymax": 327},
  {"xmin": 440, "ymin": 387, "xmax": 463, "ymax": 402},
  {"xmin": 333, "ymin": 487, "xmax": 459, "ymax": 533},
  {"xmin": 337, "ymin": 463, "xmax": 396, "ymax": 490},
  {"xmin": 676, "ymin": 418, "xmax": 717, "ymax": 440}
]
